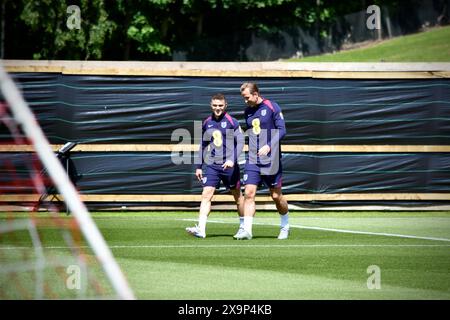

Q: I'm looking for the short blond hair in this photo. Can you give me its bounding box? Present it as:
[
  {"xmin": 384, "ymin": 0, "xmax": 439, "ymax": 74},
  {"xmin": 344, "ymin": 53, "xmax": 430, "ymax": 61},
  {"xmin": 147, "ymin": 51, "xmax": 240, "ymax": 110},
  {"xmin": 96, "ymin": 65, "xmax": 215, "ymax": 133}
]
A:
[{"xmin": 240, "ymin": 82, "xmax": 259, "ymax": 94}]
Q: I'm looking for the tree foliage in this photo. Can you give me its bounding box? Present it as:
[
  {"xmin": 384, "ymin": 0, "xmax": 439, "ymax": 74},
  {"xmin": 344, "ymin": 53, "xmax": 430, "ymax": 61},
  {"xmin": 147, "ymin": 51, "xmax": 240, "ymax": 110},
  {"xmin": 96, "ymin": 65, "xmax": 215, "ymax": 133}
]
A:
[
  {"xmin": 18, "ymin": 0, "xmax": 115, "ymax": 59},
  {"xmin": 1, "ymin": 0, "xmax": 432, "ymax": 61}
]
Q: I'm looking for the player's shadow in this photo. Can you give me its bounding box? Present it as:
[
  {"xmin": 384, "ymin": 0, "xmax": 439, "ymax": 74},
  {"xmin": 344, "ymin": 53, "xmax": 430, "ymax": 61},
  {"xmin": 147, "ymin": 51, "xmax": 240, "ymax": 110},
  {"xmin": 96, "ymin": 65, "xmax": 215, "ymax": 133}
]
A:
[
  {"xmin": 207, "ymin": 234, "xmax": 276, "ymax": 239},
  {"xmin": 207, "ymin": 234, "xmax": 235, "ymax": 238},
  {"xmin": 249, "ymin": 235, "xmax": 278, "ymax": 239}
]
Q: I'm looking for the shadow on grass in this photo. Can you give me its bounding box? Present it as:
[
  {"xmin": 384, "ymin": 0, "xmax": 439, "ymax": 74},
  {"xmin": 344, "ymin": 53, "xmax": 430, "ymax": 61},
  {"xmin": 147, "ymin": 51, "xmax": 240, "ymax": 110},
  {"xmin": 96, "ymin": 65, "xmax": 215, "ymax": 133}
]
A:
[{"xmin": 207, "ymin": 234, "xmax": 277, "ymax": 240}]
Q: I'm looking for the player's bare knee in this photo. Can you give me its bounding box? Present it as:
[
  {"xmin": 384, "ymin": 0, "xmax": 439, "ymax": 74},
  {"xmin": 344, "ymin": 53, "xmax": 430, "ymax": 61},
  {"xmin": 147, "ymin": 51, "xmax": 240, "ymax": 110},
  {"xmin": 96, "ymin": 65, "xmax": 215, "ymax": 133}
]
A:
[
  {"xmin": 244, "ymin": 190, "xmax": 256, "ymax": 200},
  {"xmin": 201, "ymin": 190, "xmax": 214, "ymax": 201},
  {"xmin": 271, "ymin": 192, "xmax": 280, "ymax": 201},
  {"xmin": 201, "ymin": 195, "xmax": 213, "ymax": 203}
]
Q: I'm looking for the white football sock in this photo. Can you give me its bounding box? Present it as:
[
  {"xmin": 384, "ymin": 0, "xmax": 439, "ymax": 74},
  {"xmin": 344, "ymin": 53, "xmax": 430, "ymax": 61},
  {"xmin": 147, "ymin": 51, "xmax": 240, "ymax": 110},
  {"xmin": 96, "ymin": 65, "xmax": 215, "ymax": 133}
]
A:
[
  {"xmin": 198, "ymin": 214, "xmax": 208, "ymax": 234},
  {"xmin": 243, "ymin": 216, "xmax": 253, "ymax": 235},
  {"xmin": 280, "ymin": 212, "xmax": 289, "ymax": 229}
]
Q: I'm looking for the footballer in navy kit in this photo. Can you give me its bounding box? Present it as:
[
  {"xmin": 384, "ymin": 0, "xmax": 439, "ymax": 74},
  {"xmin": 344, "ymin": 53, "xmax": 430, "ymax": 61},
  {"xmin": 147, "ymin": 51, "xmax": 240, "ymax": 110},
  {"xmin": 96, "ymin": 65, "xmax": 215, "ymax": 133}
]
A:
[
  {"xmin": 236, "ymin": 82, "xmax": 290, "ymax": 241},
  {"xmin": 186, "ymin": 93, "xmax": 245, "ymax": 238}
]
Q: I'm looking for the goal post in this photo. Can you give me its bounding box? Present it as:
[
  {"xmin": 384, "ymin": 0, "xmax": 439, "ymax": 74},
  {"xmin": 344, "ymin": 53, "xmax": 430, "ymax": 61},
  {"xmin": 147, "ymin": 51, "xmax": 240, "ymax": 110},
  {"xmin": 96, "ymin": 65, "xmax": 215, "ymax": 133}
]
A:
[{"xmin": 0, "ymin": 63, "xmax": 135, "ymax": 299}]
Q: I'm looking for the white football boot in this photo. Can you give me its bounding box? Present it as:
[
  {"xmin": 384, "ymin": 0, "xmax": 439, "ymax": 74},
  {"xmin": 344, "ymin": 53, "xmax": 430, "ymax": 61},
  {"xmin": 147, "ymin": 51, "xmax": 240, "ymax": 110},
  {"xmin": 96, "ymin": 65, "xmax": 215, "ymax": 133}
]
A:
[
  {"xmin": 233, "ymin": 227, "xmax": 245, "ymax": 239},
  {"xmin": 185, "ymin": 225, "xmax": 206, "ymax": 238},
  {"xmin": 234, "ymin": 229, "xmax": 252, "ymax": 240},
  {"xmin": 277, "ymin": 226, "xmax": 290, "ymax": 240}
]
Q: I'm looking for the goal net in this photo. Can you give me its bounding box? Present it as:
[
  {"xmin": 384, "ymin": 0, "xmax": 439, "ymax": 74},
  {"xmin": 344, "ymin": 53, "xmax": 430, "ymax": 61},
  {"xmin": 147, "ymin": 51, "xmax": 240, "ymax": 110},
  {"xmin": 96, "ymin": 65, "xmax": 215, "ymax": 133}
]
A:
[{"xmin": 0, "ymin": 64, "xmax": 135, "ymax": 299}]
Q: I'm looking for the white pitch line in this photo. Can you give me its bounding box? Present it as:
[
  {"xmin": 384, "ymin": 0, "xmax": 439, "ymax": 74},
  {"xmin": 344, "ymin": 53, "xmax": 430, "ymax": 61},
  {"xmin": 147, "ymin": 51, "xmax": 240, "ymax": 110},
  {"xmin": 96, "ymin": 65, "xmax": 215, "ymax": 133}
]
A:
[
  {"xmin": 181, "ymin": 218, "xmax": 450, "ymax": 243},
  {"xmin": 290, "ymin": 224, "xmax": 450, "ymax": 242}
]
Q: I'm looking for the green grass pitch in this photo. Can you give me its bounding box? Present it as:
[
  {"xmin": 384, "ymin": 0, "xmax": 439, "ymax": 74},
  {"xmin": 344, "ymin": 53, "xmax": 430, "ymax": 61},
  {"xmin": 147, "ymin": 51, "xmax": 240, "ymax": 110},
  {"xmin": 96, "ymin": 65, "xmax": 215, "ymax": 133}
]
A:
[{"xmin": 1, "ymin": 211, "xmax": 450, "ymax": 299}]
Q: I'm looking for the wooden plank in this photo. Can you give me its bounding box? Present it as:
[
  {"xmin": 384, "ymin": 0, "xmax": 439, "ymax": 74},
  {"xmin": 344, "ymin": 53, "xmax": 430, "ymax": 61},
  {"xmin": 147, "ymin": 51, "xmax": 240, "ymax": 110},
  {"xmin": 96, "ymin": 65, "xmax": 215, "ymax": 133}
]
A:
[
  {"xmin": 311, "ymin": 71, "xmax": 449, "ymax": 79},
  {"xmin": 82, "ymin": 193, "xmax": 450, "ymax": 202},
  {"xmin": 0, "ymin": 195, "xmax": 41, "ymax": 202},
  {"xmin": 5, "ymin": 60, "xmax": 450, "ymax": 72},
  {"xmin": 2, "ymin": 193, "xmax": 449, "ymax": 202},
  {"xmin": 2, "ymin": 144, "xmax": 450, "ymax": 153},
  {"xmin": 4, "ymin": 60, "xmax": 450, "ymax": 78},
  {"xmin": 61, "ymin": 68, "xmax": 315, "ymax": 78},
  {"xmin": 280, "ymin": 145, "xmax": 450, "ymax": 153},
  {"xmin": 263, "ymin": 62, "xmax": 450, "ymax": 72}
]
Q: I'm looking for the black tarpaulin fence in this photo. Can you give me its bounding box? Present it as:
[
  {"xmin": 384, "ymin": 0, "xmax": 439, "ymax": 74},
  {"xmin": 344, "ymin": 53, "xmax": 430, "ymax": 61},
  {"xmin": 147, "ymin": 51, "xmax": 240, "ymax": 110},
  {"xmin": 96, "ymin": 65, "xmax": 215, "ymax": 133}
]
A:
[{"xmin": 1, "ymin": 68, "xmax": 450, "ymax": 208}]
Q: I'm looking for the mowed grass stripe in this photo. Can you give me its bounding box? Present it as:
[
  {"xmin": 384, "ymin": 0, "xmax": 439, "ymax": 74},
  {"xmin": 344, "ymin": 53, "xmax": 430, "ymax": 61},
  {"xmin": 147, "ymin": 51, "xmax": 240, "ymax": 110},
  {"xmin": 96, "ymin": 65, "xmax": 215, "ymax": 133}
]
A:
[{"xmin": 117, "ymin": 258, "xmax": 450, "ymax": 300}]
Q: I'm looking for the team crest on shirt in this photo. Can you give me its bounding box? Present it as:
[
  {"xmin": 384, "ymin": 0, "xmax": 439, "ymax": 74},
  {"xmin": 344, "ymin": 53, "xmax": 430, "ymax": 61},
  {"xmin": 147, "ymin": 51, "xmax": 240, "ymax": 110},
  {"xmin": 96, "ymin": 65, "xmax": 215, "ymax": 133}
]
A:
[
  {"xmin": 243, "ymin": 174, "xmax": 248, "ymax": 181},
  {"xmin": 221, "ymin": 121, "xmax": 227, "ymax": 128},
  {"xmin": 261, "ymin": 109, "xmax": 267, "ymax": 117},
  {"xmin": 202, "ymin": 177, "xmax": 207, "ymax": 184}
]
